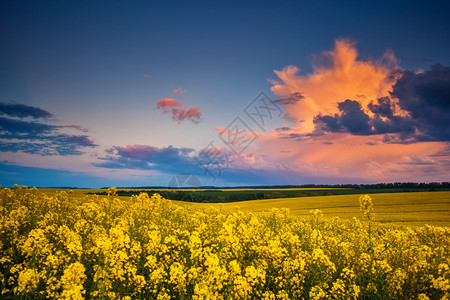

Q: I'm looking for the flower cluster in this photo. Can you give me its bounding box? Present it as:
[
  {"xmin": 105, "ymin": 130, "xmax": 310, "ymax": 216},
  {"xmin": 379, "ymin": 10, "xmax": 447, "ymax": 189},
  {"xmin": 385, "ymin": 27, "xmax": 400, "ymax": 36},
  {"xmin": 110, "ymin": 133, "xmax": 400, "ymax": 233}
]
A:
[
  {"xmin": 359, "ymin": 194, "xmax": 374, "ymax": 219},
  {"xmin": 0, "ymin": 185, "xmax": 449, "ymax": 299}
]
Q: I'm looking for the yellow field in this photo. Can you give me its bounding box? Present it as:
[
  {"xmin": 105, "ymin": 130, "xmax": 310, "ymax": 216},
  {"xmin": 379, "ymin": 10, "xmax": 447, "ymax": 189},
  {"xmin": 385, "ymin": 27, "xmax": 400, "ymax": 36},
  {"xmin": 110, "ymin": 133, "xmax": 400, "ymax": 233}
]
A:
[
  {"xmin": 175, "ymin": 191, "xmax": 450, "ymax": 227},
  {"xmin": 41, "ymin": 189, "xmax": 450, "ymax": 227},
  {"xmin": 1, "ymin": 186, "xmax": 449, "ymax": 299}
]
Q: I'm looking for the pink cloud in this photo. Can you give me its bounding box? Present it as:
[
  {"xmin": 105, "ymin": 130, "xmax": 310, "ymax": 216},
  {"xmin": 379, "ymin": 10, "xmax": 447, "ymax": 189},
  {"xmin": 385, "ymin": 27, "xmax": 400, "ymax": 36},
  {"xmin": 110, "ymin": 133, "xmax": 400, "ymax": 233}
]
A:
[
  {"xmin": 173, "ymin": 88, "xmax": 186, "ymax": 94},
  {"xmin": 114, "ymin": 145, "xmax": 158, "ymax": 160},
  {"xmin": 143, "ymin": 74, "xmax": 152, "ymax": 78},
  {"xmin": 156, "ymin": 98, "xmax": 202, "ymax": 124},
  {"xmin": 238, "ymin": 131, "xmax": 449, "ymax": 182}
]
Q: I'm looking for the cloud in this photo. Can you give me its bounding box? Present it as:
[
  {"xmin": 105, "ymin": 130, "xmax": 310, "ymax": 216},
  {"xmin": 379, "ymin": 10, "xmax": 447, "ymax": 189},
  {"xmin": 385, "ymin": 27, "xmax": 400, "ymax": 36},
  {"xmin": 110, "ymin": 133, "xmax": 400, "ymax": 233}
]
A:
[
  {"xmin": 0, "ymin": 116, "xmax": 55, "ymax": 138},
  {"xmin": 64, "ymin": 135, "xmax": 96, "ymax": 147},
  {"xmin": 274, "ymin": 126, "xmax": 293, "ymax": 132},
  {"xmin": 0, "ymin": 102, "xmax": 54, "ymax": 119},
  {"xmin": 397, "ymin": 155, "xmax": 435, "ymax": 165},
  {"xmin": 94, "ymin": 144, "xmax": 197, "ymax": 173},
  {"xmin": 391, "ymin": 63, "xmax": 450, "ymax": 141},
  {"xmin": 367, "ymin": 96, "xmax": 395, "ymax": 118},
  {"xmin": 313, "ymin": 98, "xmax": 416, "ymax": 139},
  {"xmin": 249, "ymin": 131, "xmax": 449, "ymax": 182},
  {"xmin": 270, "ymin": 38, "xmax": 397, "ymax": 132},
  {"xmin": 157, "ymin": 98, "xmax": 182, "ymax": 109},
  {"xmin": 0, "ymin": 102, "xmax": 97, "ymax": 156},
  {"xmin": 269, "ymin": 40, "xmax": 449, "ymax": 144},
  {"xmin": 0, "ymin": 135, "xmax": 96, "ymax": 156},
  {"xmin": 95, "ymin": 143, "xmax": 238, "ymax": 182},
  {"xmin": 240, "ymin": 39, "xmax": 450, "ymax": 183},
  {"xmin": 312, "ymin": 63, "xmax": 450, "ymax": 143},
  {"xmin": 156, "ymin": 98, "xmax": 202, "ymax": 124},
  {"xmin": 143, "ymin": 74, "xmax": 152, "ymax": 78},
  {"xmin": 315, "ymin": 100, "xmax": 371, "ymax": 135},
  {"xmin": 271, "ymin": 92, "xmax": 305, "ymax": 105},
  {"xmin": 430, "ymin": 145, "xmax": 450, "ymax": 157},
  {"xmin": 64, "ymin": 125, "xmax": 89, "ymax": 133},
  {"xmin": 173, "ymin": 88, "xmax": 186, "ymax": 94}
]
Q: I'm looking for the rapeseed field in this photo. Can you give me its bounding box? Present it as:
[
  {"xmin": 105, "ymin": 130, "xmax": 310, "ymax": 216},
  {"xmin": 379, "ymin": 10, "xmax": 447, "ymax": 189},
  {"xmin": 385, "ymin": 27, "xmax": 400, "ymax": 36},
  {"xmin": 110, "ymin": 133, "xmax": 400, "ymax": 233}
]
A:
[{"xmin": 1, "ymin": 185, "xmax": 449, "ymax": 299}]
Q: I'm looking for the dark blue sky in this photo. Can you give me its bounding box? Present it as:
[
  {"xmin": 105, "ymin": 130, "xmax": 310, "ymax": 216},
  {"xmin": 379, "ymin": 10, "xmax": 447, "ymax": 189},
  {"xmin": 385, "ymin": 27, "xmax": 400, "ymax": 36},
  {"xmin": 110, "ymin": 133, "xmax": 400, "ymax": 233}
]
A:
[{"xmin": 1, "ymin": 0, "xmax": 449, "ymax": 187}]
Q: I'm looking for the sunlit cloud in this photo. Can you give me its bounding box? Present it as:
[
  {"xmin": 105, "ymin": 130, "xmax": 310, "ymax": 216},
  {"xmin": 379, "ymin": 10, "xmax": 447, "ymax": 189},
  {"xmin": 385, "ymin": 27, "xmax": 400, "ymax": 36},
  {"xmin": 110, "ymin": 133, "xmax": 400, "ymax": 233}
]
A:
[
  {"xmin": 238, "ymin": 39, "xmax": 450, "ymax": 183},
  {"xmin": 173, "ymin": 88, "xmax": 186, "ymax": 94},
  {"xmin": 269, "ymin": 38, "xmax": 397, "ymax": 132},
  {"xmin": 313, "ymin": 64, "xmax": 450, "ymax": 143},
  {"xmin": 156, "ymin": 98, "xmax": 202, "ymax": 124},
  {"xmin": 241, "ymin": 131, "xmax": 448, "ymax": 182}
]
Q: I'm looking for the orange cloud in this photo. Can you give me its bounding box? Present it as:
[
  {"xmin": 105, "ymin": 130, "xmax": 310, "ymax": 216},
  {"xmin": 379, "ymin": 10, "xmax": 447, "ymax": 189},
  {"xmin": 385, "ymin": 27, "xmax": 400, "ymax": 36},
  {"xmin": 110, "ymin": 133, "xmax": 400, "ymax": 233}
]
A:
[
  {"xmin": 270, "ymin": 38, "xmax": 397, "ymax": 132},
  {"xmin": 156, "ymin": 98, "xmax": 201, "ymax": 124},
  {"xmin": 237, "ymin": 39, "xmax": 450, "ymax": 182},
  {"xmin": 173, "ymin": 88, "xmax": 186, "ymax": 94},
  {"xmin": 157, "ymin": 98, "xmax": 182, "ymax": 109}
]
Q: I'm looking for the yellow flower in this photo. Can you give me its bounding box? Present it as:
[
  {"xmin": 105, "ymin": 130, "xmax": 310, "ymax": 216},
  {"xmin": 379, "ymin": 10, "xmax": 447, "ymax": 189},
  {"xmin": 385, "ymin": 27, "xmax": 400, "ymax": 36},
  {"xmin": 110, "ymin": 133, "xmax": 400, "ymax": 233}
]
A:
[
  {"xmin": 309, "ymin": 285, "xmax": 327, "ymax": 300},
  {"xmin": 359, "ymin": 194, "xmax": 373, "ymax": 217},
  {"xmin": 60, "ymin": 262, "xmax": 86, "ymax": 300},
  {"xmin": 2, "ymin": 186, "xmax": 450, "ymax": 299},
  {"xmin": 15, "ymin": 268, "xmax": 39, "ymax": 294},
  {"xmin": 169, "ymin": 262, "xmax": 186, "ymax": 291}
]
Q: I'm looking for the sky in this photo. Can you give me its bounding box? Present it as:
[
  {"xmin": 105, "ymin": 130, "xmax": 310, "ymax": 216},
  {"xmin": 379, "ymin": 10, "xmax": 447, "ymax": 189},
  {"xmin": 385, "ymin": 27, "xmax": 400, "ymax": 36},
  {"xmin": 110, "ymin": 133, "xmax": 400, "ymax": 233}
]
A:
[{"xmin": 1, "ymin": 0, "xmax": 449, "ymax": 187}]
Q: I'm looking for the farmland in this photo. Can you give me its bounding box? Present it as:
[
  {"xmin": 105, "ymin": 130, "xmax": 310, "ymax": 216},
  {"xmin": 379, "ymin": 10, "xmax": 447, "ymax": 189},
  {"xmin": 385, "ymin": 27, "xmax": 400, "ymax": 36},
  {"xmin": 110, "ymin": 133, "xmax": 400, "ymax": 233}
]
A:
[
  {"xmin": 42, "ymin": 188, "xmax": 450, "ymax": 227},
  {"xmin": 184, "ymin": 191, "xmax": 450, "ymax": 227},
  {"xmin": 1, "ymin": 185, "xmax": 449, "ymax": 299}
]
